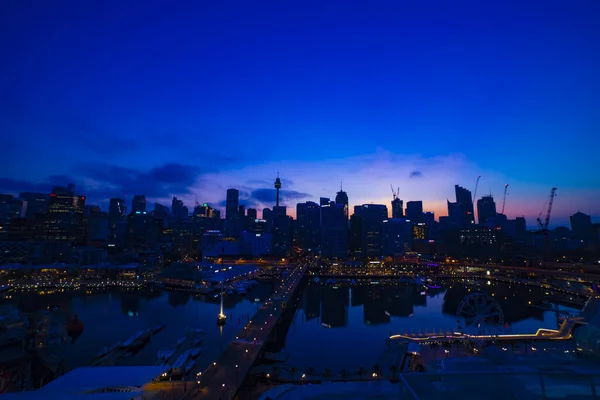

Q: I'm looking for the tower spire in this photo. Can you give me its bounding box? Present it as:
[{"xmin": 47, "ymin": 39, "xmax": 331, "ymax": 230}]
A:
[{"xmin": 274, "ymin": 173, "xmax": 282, "ymax": 207}]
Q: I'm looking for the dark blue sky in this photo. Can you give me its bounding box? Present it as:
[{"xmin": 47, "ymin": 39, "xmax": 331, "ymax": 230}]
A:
[{"xmin": 1, "ymin": 0, "xmax": 599, "ymax": 226}]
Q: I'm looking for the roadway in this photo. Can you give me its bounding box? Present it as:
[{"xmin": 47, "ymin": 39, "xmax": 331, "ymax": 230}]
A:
[{"xmin": 182, "ymin": 261, "xmax": 308, "ymax": 400}]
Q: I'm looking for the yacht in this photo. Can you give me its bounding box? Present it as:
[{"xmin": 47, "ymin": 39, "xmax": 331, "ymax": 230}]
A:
[
  {"xmin": 176, "ymin": 335, "xmax": 186, "ymax": 347},
  {"xmin": 152, "ymin": 322, "xmax": 166, "ymax": 334},
  {"xmin": 120, "ymin": 329, "xmax": 149, "ymax": 348},
  {"xmin": 191, "ymin": 337, "xmax": 203, "ymax": 347},
  {"xmin": 191, "ymin": 347, "xmax": 202, "ymax": 358},
  {"xmin": 233, "ymin": 283, "xmax": 247, "ymax": 295}
]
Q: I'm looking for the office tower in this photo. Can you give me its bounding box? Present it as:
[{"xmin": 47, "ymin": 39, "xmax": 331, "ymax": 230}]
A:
[
  {"xmin": 45, "ymin": 184, "xmax": 86, "ymax": 244},
  {"xmin": 238, "ymin": 205, "xmax": 246, "ymax": 217},
  {"xmin": 349, "ymin": 212, "xmax": 363, "ymax": 255},
  {"xmin": 226, "ymin": 189, "xmax": 239, "ymax": 219},
  {"xmin": 19, "ymin": 192, "xmax": 49, "ymax": 217},
  {"xmin": 247, "ymin": 208, "xmax": 257, "ymax": 220},
  {"xmin": 155, "ymin": 203, "xmax": 171, "ymax": 219},
  {"xmin": 263, "ymin": 208, "xmax": 272, "ymax": 222},
  {"xmin": 335, "ymin": 184, "xmax": 349, "ymax": 219},
  {"xmin": 108, "ymin": 198, "xmax": 126, "ymax": 229},
  {"xmin": 225, "ymin": 189, "xmax": 241, "ymax": 237},
  {"xmin": 319, "ymin": 197, "xmax": 330, "ymax": 206},
  {"xmin": 354, "ymin": 204, "xmax": 388, "ymax": 258},
  {"xmin": 296, "ymin": 201, "xmax": 320, "ymax": 251},
  {"xmin": 455, "ymin": 185, "xmax": 475, "ymax": 226},
  {"xmin": 382, "ymin": 218, "xmax": 413, "ymax": 256},
  {"xmin": 172, "ymin": 196, "xmax": 188, "ymax": 219},
  {"xmin": 320, "ymin": 202, "xmax": 348, "ymax": 258},
  {"xmin": 477, "ymin": 195, "xmax": 497, "ymax": 226},
  {"xmin": 515, "ymin": 217, "xmax": 527, "ymax": 239},
  {"xmin": 405, "ymin": 201, "xmax": 423, "ymax": 222},
  {"xmin": 571, "ymin": 212, "xmax": 593, "ymax": 240},
  {"xmin": 273, "ymin": 214, "xmax": 293, "ymax": 256},
  {"xmin": 391, "ymin": 197, "xmax": 404, "ymax": 218},
  {"xmin": 131, "ymin": 195, "xmax": 146, "ymax": 214}
]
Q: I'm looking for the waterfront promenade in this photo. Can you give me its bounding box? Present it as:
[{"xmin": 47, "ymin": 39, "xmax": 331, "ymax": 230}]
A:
[{"xmin": 182, "ymin": 262, "xmax": 308, "ymax": 400}]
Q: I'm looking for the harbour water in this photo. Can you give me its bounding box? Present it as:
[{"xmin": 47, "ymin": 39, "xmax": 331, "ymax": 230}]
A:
[
  {"xmin": 6, "ymin": 277, "xmax": 584, "ymax": 381},
  {"xmin": 271, "ymin": 278, "xmax": 583, "ymax": 373},
  {"xmin": 9, "ymin": 282, "xmax": 273, "ymax": 374}
]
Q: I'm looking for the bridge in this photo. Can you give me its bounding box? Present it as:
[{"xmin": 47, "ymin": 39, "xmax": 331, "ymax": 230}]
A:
[{"xmin": 182, "ymin": 261, "xmax": 309, "ymax": 400}]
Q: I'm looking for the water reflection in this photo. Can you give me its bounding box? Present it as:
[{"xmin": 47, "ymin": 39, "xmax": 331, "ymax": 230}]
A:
[{"xmin": 276, "ymin": 279, "xmax": 583, "ymax": 372}]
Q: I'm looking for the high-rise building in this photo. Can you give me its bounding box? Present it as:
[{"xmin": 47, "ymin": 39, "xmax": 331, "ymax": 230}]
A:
[
  {"xmin": 320, "ymin": 202, "xmax": 348, "ymax": 258},
  {"xmin": 477, "ymin": 195, "xmax": 497, "ymax": 226},
  {"xmin": 131, "ymin": 195, "xmax": 146, "ymax": 214},
  {"xmin": 515, "ymin": 217, "xmax": 527, "ymax": 239},
  {"xmin": 391, "ymin": 197, "xmax": 404, "ymax": 218},
  {"xmin": 382, "ymin": 218, "xmax": 413, "ymax": 256},
  {"xmin": 296, "ymin": 201, "xmax": 320, "ymax": 252},
  {"xmin": 238, "ymin": 205, "xmax": 246, "ymax": 217},
  {"xmin": 172, "ymin": 197, "xmax": 188, "ymax": 219},
  {"xmin": 226, "ymin": 189, "xmax": 239, "ymax": 219},
  {"xmin": 354, "ymin": 204, "xmax": 388, "ymax": 258},
  {"xmin": 455, "ymin": 185, "xmax": 475, "ymax": 226},
  {"xmin": 319, "ymin": 197, "xmax": 330, "ymax": 206},
  {"xmin": 247, "ymin": 208, "xmax": 257, "ymax": 220},
  {"xmin": 108, "ymin": 198, "xmax": 126, "ymax": 230},
  {"xmin": 405, "ymin": 201, "xmax": 423, "ymax": 222},
  {"xmin": 19, "ymin": 192, "xmax": 48, "ymax": 217},
  {"xmin": 571, "ymin": 212, "xmax": 593, "ymax": 241},
  {"xmin": 44, "ymin": 184, "xmax": 86, "ymax": 244},
  {"xmin": 349, "ymin": 213, "xmax": 363, "ymax": 256},
  {"xmin": 225, "ymin": 189, "xmax": 241, "ymax": 237},
  {"xmin": 335, "ymin": 185, "xmax": 349, "ymax": 219}
]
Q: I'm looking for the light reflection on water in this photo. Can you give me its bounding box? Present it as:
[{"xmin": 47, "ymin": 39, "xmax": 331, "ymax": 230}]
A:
[{"xmin": 275, "ymin": 279, "xmax": 581, "ymax": 372}]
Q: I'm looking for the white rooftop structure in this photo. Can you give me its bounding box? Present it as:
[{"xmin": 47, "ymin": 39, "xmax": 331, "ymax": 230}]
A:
[{"xmin": 3, "ymin": 366, "xmax": 169, "ymax": 400}]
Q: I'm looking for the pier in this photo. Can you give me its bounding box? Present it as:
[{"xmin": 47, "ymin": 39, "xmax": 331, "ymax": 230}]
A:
[{"xmin": 183, "ymin": 262, "xmax": 308, "ymax": 400}]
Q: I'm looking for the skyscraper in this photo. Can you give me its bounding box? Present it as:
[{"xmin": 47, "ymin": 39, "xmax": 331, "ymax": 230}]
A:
[
  {"xmin": 320, "ymin": 202, "xmax": 348, "ymax": 258},
  {"xmin": 335, "ymin": 184, "xmax": 349, "ymax": 219},
  {"xmin": 131, "ymin": 195, "xmax": 146, "ymax": 214},
  {"xmin": 296, "ymin": 201, "xmax": 320, "ymax": 252},
  {"xmin": 247, "ymin": 208, "xmax": 257, "ymax": 220},
  {"xmin": 571, "ymin": 212, "xmax": 593, "ymax": 240},
  {"xmin": 225, "ymin": 189, "xmax": 239, "ymax": 219},
  {"xmin": 44, "ymin": 184, "xmax": 86, "ymax": 244},
  {"xmin": 19, "ymin": 192, "xmax": 49, "ymax": 217},
  {"xmin": 477, "ymin": 195, "xmax": 497, "ymax": 226},
  {"xmin": 172, "ymin": 197, "xmax": 188, "ymax": 219},
  {"xmin": 382, "ymin": 218, "xmax": 413, "ymax": 256},
  {"xmin": 108, "ymin": 198, "xmax": 126, "ymax": 230},
  {"xmin": 455, "ymin": 185, "xmax": 475, "ymax": 226},
  {"xmin": 391, "ymin": 197, "xmax": 404, "ymax": 218},
  {"xmin": 405, "ymin": 201, "xmax": 423, "ymax": 222},
  {"xmin": 354, "ymin": 204, "xmax": 388, "ymax": 258}
]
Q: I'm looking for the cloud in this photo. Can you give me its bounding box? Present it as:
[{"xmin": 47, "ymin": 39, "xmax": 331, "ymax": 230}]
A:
[
  {"xmin": 82, "ymin": 162, "xmax": 207, "ymax": 200},
  {"xmin": 250, "ymin": 188, "xmax": 311, "ymax": 206},
  {"xmin": 409, "ymin": 170, "xmax": 423, "ymax": 178}
]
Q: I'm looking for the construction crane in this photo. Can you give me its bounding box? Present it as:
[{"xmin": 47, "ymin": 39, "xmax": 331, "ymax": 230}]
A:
[
  {"xmin": 472, "ymin": 175, "xmax": 481, "ymax": 203},
  {"xmin": 537, "ymin": 188, "xmax": 557, "ymax": 230},
  {"xmin": 500, "ymin": 184, "xmax": 509, "ymax": 215},
  {"xmin": 390, "ymin": 185, "xmax": 399, "ymax": 200}
]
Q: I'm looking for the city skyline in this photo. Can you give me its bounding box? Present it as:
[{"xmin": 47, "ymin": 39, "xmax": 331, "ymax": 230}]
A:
[{"xmin": 2, "ymin": 1, "xmax": 599, "ymax": 227}]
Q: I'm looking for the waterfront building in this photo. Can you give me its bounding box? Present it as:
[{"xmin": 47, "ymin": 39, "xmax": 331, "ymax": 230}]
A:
[
  {"xmin": 241, "ymin": 231, "xmax": 273, "ymax": 256},
  {"xmin": 320, "ymin": 202, "xmax": 348, "ymax": 258},
  {"xmin": 296, "ymin": 201, "xmax": 320, "ymax": 252},
  {"xmin": 354, "ymin": 204, "xmax": 388, "ymax": 258},
  {"xmin": 42, "ymin": 184, "xmax": 86, "ymax": 244},
  {"xmin": 382, "ymin": 218, "xmax": 413, "ymax": 257}
]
